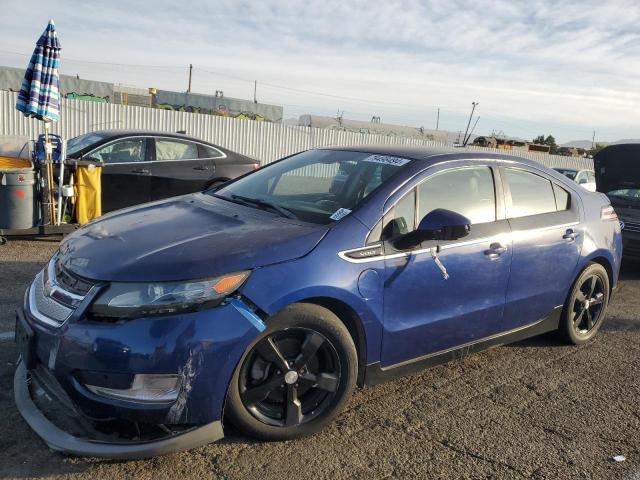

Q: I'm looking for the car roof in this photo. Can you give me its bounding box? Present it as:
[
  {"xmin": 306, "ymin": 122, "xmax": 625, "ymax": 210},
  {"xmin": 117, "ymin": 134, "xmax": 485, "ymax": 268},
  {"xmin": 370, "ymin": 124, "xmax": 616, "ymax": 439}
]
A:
[
  {"xmin": 89, "ymin": 129, "xmax": 210, "ymax": 143},
  {"xmin": 319, "ymin": 144, "xmax": 547, "ymax": 169}
]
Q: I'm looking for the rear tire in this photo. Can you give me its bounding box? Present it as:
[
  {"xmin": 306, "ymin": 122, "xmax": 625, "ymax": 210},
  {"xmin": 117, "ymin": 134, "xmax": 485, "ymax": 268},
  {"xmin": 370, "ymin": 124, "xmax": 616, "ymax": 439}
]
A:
[
  {"xmin": 226, "ymin": 303, "xmax": 357, "ymax": 441},
  {"xmin": 560, "ymin": 263, "xmax": 610, "ymax": 345}
]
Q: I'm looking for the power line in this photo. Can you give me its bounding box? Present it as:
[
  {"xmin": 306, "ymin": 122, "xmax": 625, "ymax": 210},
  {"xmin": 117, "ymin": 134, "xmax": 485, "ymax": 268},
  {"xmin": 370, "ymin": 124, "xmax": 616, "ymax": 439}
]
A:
[
  {"xmin": 0, "ymin": 49, "xmax": 446, "ymax": 113},
  {"xmin": 0, "ymin": 49, "xmax": 187, "ymax": 70},
  {"xmin": 0, "ymin": 49, "xmax": 592, "ymax": 139}
]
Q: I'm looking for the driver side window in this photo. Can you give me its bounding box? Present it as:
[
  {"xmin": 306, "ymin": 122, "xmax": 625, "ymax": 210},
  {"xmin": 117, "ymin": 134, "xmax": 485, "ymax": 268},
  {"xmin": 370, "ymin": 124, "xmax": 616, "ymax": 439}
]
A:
[
  {"xmin": 371, "ymin": 166, "xmax": 496, "ymax": 243},
  {"xmin": 88, "ymin": 138, "xmax": 147, "ymax": 164}
]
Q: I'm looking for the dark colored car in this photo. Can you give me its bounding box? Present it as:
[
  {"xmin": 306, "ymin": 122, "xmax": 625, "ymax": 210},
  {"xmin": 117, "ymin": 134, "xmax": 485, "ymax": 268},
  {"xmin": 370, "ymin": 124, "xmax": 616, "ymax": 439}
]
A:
[
  {"xmin": 594, "ymin": 144, "xmax": 640, "ymax": 259},
  {"xmin": 65, "ymin": 130, "xmax": 259, "ymax": 212},
  {"xmin": 15, "ymin": 146, "xmax": 622, "ymax": 458}
]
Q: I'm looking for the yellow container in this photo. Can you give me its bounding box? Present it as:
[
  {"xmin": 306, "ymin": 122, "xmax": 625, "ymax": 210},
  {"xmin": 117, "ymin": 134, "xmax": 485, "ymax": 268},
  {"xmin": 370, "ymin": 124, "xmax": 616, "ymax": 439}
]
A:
[{"xmin": 75, "ymin": 165, "xmax": 102, "ymax": 224}]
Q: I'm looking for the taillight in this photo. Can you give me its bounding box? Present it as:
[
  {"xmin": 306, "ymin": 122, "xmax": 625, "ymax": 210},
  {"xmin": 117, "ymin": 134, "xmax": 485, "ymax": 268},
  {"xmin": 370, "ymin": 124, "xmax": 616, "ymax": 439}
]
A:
[
  {"xmin": 252, "ymin": 163, "xmax": 260, "ymax": 170},
  {"xmin": 601, "ymin": 205, "xmax": 618, "ymax": 221}
]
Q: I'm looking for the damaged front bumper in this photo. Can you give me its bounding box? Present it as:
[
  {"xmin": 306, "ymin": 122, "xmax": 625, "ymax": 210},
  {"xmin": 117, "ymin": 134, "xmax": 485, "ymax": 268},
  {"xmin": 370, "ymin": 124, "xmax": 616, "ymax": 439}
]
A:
[
  {"xmin": 14, "ymin": 360, "xmax": 224, "ymax": 459},
  {"xmin": 14, "ymin": 290, "xmax": 266, "ymax": 459}
]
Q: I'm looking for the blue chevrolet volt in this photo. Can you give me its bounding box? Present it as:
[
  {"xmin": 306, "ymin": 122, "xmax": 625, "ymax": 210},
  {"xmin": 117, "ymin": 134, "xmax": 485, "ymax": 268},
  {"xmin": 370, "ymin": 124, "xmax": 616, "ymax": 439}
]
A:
[{"xmin": 15, "ymin": 146, "xmax": 622, "ymax": 458}]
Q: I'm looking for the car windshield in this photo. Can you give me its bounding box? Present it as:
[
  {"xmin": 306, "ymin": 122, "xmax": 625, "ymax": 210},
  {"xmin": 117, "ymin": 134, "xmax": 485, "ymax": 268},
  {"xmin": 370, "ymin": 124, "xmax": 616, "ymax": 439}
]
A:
[
  {"xmin": 213, "ymin": 149, "xmax": 411, "ymax": 224},
  {"xmin": 608, "ymin": 189, "xmax": 640, "ymax": 202},
  {"xmin": 554, "ymin": 168, "xmax": 577, "ymax": 180},
  {"xmin": 67, "ymin": 132, "xmax": 109, "ymax": 156}
]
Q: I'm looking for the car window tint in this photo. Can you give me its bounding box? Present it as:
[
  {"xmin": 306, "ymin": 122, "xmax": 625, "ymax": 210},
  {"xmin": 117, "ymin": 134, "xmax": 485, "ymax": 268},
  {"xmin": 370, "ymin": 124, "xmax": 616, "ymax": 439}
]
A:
[
  {"xmin": 88, "ymin": 138, "xmax": 146, "ymax": 163},
  {"xmin": 505, "ymin": 169, "xmax": 557, "ymax": 218},
  {"xmin": 553, "ymin": 184, "xmax": 571, "ymax": 211},
  {"xmin": 155, "ymin": 139, "xmax": 199, "ymax": 161},
  {"xmin": 272, "ymin": 162, "xmax": 344, "ymax": 195},
  {"xmin": 381, "ymin": 189, "xmax": 416, "ymax": 241},
  {"xmin": 199, "ymin": 144, "xmax": 224, "ymax": 159},
  {"xmin": 418, "ymin": 167, "xmax": 496, "ymax": 224}
]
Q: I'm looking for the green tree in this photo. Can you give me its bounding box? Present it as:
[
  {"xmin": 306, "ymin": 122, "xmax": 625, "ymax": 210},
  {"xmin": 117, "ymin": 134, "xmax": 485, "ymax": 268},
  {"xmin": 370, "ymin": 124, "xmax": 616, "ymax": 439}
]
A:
[{"xmin": 532, "ymin": 134, "xmax": 558, "ymax": 154}]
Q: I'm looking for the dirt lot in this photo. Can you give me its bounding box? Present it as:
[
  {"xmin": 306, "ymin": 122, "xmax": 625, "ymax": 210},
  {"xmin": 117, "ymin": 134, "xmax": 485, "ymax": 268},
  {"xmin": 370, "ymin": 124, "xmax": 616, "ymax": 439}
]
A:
[{"xmin": 0, "ymin": 238, "xmax": 639, "ymax": 479}]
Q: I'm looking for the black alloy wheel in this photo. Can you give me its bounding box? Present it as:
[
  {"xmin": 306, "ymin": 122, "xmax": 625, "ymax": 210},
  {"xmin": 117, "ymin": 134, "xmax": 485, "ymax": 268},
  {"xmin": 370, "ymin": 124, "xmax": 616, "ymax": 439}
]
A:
[
  {"xmin": 572, "ymin": 275, "xmax": 605, "ymax": 335},
  {"xmin": 226, "ymin": 303, "xmax": 357, "ymax": 440},
  {"xmin": 561, "ymin": 262, "xmax": 610, "ymax": 344},
  {"xmin": 239, "ymin": 328, "xmax": 340, "ymax": 427}
]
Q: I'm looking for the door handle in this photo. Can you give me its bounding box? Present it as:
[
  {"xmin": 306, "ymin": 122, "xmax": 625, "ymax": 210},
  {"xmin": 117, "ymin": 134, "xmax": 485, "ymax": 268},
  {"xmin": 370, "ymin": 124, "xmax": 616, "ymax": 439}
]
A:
[
  {"xmin": 484, "ymin": 242, "xmax": 507, "ymax": 259},
  {"xmin": 192, "ymin": 165, "xmax": 209, "ymax": 171},
  {"xmin": 131, "ymin": 168, "xmax": 149, "ymax": 174},
  {"xmin": 562, "ymin": 229, "xmax": 576, "ymax": 241}
]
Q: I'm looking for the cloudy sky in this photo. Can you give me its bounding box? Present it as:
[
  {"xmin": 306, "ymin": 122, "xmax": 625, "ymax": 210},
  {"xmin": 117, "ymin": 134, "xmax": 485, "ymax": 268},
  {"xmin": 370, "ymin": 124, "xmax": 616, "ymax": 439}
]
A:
[{"xmin": 1, "ymin": 0, "xmax": 639, "ymax": 143}]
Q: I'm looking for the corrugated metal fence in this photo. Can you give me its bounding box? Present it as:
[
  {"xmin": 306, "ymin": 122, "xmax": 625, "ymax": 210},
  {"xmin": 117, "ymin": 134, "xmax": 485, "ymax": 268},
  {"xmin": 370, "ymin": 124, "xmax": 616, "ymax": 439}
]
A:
[{"xmin": 1, "ymin": 91, "xmax": 593, "ymax": 170}]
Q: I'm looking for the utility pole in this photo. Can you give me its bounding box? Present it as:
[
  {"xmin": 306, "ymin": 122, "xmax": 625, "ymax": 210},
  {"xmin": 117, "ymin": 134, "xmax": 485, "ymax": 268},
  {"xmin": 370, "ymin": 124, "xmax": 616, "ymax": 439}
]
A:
[
  {"xmin": 465, "ymin": 116, "xmax": 480, "ymax": 146},
  {"xmin": 187, "ymin": 64, "xmax": 193, "ymax": 93},
  {"xmin": 436, "ymin": 108, "xmax": 440, "ymax": 130},
  {"xmin": 592, "ymin": 130, "xmax": 596, "ymax": 149},
  {"xmin": 253, "ymin": 80, "xmax": 257, "ymax": 103},
  {"xmin": 462, "ymin": 102, "xmax": 478, "ymax": 147}
]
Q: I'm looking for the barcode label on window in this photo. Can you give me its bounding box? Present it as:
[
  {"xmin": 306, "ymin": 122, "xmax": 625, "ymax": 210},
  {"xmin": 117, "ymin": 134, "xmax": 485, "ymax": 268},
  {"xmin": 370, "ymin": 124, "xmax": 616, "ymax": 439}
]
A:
[
  {"xmin": 362, "ymin": 155, "xmax": 411, "ymax": 166},
  {"xmin": 330, "ymin": 208, "xmax": 352, "ymax": 221}
]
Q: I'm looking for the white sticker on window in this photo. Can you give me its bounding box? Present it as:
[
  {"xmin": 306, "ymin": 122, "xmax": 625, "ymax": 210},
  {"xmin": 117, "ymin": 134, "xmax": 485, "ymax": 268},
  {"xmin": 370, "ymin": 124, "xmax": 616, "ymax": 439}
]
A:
[
  {"xmin": 330, "ymin": 208, "xmax": 352, "ymax": 221},
  {"xmin": 362, "ymin": 154, "xmax": 411, "ymax": 167}
]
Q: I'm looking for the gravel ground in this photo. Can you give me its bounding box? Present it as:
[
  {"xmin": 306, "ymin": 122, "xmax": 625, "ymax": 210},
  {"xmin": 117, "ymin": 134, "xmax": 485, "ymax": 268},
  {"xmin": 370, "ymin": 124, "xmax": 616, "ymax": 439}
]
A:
[{"xmin": 0, "ymin": 238, "xmax": 639, "ymax": 479}]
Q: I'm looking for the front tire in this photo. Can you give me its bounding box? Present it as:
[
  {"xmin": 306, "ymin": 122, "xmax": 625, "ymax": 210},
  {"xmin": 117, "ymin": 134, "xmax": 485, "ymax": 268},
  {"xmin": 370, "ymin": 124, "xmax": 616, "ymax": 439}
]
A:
[
  {"xmin": 226, "ymin": 303, "xmax": 357, "ymax": 441},
  {"xmin": 560, "ymin": 262, "xmax": 610, "ymax": 345}
]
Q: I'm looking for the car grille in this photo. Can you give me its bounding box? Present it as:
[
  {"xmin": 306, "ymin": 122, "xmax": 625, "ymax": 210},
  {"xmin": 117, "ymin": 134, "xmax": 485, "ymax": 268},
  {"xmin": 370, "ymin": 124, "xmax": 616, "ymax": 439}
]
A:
[
  {"xmin": 54, "ymin": 256, "xmax": 94, "ymax": 296},
  {"xmin": 623, "ymin": 220, "xmax": 640, "ymax": 234},
  {"xmin": 28, "ymin": 256, "xmax": 94, "ymax": 328},
  {"xmin": 30, "ymin": 270, "xmax": 73, "ymax": 327}
]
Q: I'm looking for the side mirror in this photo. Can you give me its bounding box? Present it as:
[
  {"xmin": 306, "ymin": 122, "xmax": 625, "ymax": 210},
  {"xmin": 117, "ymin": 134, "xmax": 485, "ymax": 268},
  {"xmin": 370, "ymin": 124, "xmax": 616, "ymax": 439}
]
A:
[{"xmin": 394, "ymin": 209, "xmax": 471, "ymax": 250}]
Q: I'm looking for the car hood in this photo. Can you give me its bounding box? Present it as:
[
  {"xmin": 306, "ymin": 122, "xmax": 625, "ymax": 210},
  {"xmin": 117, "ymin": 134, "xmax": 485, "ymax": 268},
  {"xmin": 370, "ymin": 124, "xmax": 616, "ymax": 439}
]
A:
[
  {"xmin": 58, "ymin": 193, "xmax": 330, "ymax": 282},
  {"xmin": 594, "ymin": 144, "xmax": 640, "ymax": 194}
]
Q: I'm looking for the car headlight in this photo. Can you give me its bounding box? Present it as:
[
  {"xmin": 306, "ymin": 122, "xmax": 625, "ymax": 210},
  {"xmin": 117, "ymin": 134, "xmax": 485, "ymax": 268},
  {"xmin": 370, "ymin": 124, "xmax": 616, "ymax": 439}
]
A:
[{"xmin": 89, "ymin": 271, "xmax": 250, "ymax": 319}]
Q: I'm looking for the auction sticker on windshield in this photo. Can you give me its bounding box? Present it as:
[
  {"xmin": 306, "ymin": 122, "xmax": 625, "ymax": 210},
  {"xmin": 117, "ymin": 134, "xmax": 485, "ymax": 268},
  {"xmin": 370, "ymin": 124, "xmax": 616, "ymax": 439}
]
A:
[
  {"xmin": 362, "ymin": 154, "xmax": 411, "ymax": 166},
  {"xmin": 330, "ymin": 208, "xmax": 352, "ymax": 221}
]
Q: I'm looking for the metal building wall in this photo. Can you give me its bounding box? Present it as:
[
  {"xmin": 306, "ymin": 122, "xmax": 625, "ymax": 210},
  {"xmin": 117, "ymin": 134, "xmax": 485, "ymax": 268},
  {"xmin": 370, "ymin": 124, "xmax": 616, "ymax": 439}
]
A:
[{"xmin": 1, "ymin": 91, "xmax": 594, "ymax": 170}]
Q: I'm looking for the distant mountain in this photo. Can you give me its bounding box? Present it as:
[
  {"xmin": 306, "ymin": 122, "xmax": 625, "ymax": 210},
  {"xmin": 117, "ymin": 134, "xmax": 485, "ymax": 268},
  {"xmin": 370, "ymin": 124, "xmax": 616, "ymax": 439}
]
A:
[
  {"xmin": 561, "ymin": 139, "xmax": 640, "ymax": 149},
  {"xmin": 610, "ymin": 139, "xmax": 640, "ymax": 145},
  {"xmin": 560, "ymin": 140, "xmax": 595, "ymax": 149}
]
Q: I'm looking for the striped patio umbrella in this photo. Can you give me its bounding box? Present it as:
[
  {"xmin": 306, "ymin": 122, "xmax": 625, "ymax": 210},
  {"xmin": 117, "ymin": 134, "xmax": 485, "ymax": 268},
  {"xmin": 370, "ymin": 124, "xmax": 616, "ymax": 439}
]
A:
[{"xmin": 16, "ymin": 19, "xmax": 61, "ymax": 122}]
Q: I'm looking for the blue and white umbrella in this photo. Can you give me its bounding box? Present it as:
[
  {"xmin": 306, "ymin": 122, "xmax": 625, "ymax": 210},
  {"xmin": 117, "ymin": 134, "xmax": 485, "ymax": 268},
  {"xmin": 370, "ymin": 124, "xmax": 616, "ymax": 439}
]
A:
[{"xmin": 16, "ymin": 19, "xmax": 61, "ymax": 122}]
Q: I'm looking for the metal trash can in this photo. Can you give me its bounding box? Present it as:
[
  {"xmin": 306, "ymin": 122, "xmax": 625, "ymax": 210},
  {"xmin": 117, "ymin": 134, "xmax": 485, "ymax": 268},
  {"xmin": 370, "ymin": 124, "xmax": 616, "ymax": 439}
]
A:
[{"xmin": 0, "ymin": 168, "xmax": 38, "ymax": 230}]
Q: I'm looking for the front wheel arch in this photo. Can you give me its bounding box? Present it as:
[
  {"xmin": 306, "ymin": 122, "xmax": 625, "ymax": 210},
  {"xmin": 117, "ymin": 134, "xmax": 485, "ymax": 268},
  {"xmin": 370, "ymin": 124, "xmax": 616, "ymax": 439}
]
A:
[
  {"xmin": 296, "ymin": 298, "xmax": 367, "ymax": 386},
  {"xmin": 224, "ymin": 302, "xmax": 358, "ymax": 440}
]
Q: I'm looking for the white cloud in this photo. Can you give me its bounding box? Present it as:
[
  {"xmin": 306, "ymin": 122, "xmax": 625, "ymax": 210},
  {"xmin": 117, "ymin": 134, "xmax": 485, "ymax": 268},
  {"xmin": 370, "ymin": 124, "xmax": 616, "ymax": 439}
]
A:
[{"xmin": 1, "ymin": 0, "xmax": 639, "ymax": 142}]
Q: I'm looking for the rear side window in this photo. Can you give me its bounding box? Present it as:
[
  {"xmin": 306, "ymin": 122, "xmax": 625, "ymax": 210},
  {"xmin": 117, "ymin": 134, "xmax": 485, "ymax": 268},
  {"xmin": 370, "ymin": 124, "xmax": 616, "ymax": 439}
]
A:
[
  {"xmin": 199, "ymin": 144, "xmax": 225, "ymax": 159},
  {"xmin": 553, "ymin": 184, "xmax": 571, "ymax": 211},
  {"xmin": 504, "ymin": 169, "xmax": 557, "ymax": 218},
  {"xmin": 417, "ymin": 167, "xmax": 496, "ymax": 224},
  {"xmin": 155, "ymin": 139, "xmax": 199, "ymax": 161}
]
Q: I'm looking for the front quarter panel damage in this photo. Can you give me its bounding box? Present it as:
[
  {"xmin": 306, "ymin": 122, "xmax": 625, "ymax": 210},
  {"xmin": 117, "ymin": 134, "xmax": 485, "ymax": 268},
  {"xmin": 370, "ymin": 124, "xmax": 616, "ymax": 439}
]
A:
[{"xmin": 45, "ymin": 300, "xmax": 265, "ymax": 426}]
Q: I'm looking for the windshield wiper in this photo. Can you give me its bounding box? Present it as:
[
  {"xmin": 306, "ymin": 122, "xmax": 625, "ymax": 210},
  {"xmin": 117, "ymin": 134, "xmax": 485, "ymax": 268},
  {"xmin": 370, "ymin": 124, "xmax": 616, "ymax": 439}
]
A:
[{"xmin": 230, "ymin": 194, "xmax": 298, "ymax": 220}]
